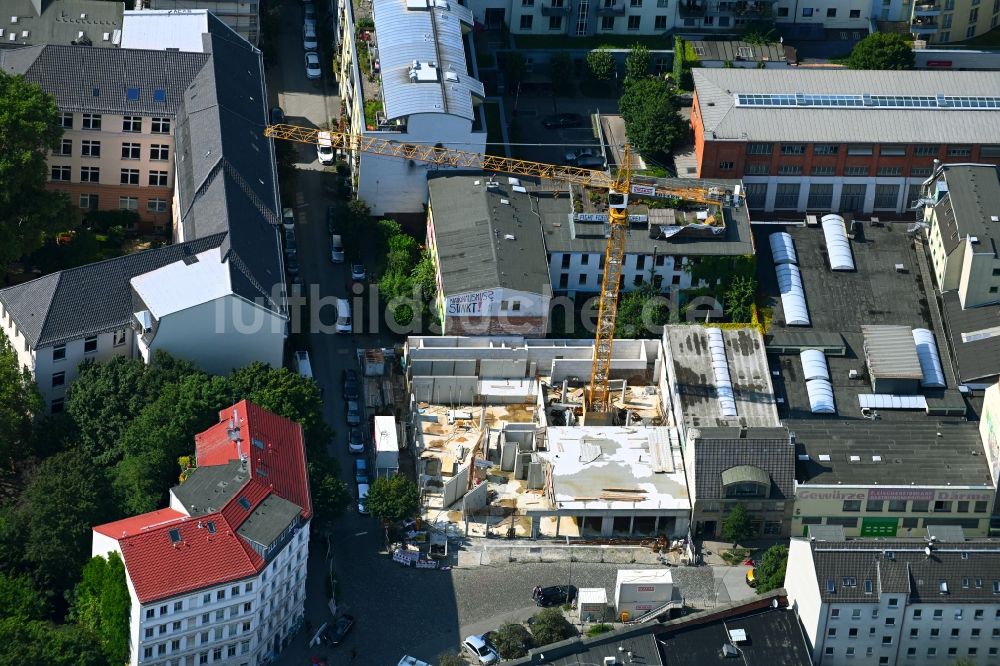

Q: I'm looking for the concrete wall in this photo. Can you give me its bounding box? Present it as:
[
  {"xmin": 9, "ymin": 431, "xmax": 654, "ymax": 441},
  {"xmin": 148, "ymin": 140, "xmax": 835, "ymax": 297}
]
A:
[
  {"xmin": 549, "ymin": 251, "xmax": 694, "ymax": 294},
  {"xmin": 958, "ymin": 238, "xmax": 1000, "ymax": 308},
  {"xmin": 982, "ymin": 383, "xmax": 1000, "ymax": 487},
  {"xmin": 772, "ymin": 0, "xmax": 871, "ymax": 29},
  {"xmin": 784, "ymin": 538, "xmax": 823, "ymax": 662},
  {"xmin": 409, "ymin": 376, "xmax": 479, "ymax": 404}
]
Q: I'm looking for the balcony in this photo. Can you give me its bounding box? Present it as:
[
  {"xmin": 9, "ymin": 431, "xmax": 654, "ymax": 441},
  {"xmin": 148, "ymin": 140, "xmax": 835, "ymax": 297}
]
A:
[
  {"xmin": 541, "ymin": 0, "xmax": 572, "ymax": 15},
  {"xmin": 597, "ymin": 0, "xmax": 627, "ymax": 15},
  {"xmin": 714, "ymin": 0, "xmax": 774, "ymax": 16},
  {"xmin": 679, "ymin": 0, "xmax": 708, "ymax": 17},
  {"xmin": 910, "ymin": 15, "xmax": 939, "ymax": 33},
  {"xmin": 912, "ymin": 1, "xmax": 941, "ymax": 15}
]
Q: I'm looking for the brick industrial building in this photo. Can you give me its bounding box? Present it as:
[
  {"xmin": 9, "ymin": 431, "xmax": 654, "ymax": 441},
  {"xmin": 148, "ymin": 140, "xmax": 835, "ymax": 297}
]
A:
[{"xmin": 690, "ymin": 69, "xmax": 1000, "ymax": 215}]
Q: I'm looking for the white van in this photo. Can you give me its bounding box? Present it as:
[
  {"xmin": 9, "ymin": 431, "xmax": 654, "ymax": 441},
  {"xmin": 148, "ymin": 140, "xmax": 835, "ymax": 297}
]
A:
[
  {"xmin": 330, "ymin": 234, "xmax": 345, "ymax": 263},
  {"xmin": 335, "ymin": 298, "xmax": 352, "ymax": 334}
]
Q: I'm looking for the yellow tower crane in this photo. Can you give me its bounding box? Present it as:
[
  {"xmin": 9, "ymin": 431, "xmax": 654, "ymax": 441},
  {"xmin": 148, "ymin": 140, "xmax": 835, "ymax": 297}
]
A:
[{"xmin": 264, "ymin": 124, "xmax": 730, "ymax": 412}]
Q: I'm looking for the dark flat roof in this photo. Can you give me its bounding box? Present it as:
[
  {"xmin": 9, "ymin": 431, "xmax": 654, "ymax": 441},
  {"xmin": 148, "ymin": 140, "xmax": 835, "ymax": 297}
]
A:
[
  {"xmin": 942, "ymin": 291, "xmax": 1000, "ymax": 384},
  {"xmin": 790, "ymin": 419, "xmax": 992, "ymax": 487},
  {"xmin": 236, "ymin": 494, "xmax": 302, "ymax": 547},
  {"xmin": 658, "ymin": 607, "xmax": 812, "ymax": 666},
  {"xmin": 171, "ymin": 460, "xmax": 248, "ymax": 516}
]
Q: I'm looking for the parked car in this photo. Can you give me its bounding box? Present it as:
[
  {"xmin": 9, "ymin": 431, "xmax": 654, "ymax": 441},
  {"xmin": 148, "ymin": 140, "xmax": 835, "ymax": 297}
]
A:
[
  {"xmin": 330, "ymin": 234, "xmax": 345, "ymax": 263},
  {"xmin": 317, "ymin": 130, "xmax": 335, "ymax": 165},
  {"xmin": 304, "ymin": 51, "xmax": 321, "ymax": 79},
  {"xmin": 462, "ymin": 635, "xmax": 499, "ymax": 665},
  {"xmin": 575, "ymin": 155, "xmax": 606, "ymax": 170},
  {"xmin": 533, "ymin": 585, "xmax": 577, "ymax": 607},
  {"xmin": 294, "ymin": 351, "xmax": 313, "ymax": 379},
  {"xmin": 564, "ymin": 147, "xmax": 594, "ymax": 164},
  {"xmin": 354, "ymin": 458, "xmax": 369, "ymax": 484},
  {"xmin": 346, "ymin": 400, "xmax": 361, "ymax": 426},
  {"xmin": 285, "ymin": 257, "xmax": 300, "ymax": 276},
  {"xmin": 348, "ymin": 428, "xmax": 364, "ymax": 454},
  {"xmin": 351, "ymin": 263, "xmax": 367, "ymax": 281},
  {"xmin": 542, "ymin": 113, "xmax": 584, "ymax": 129},
  {"xmin": 283, "ymin": 227, "xmax": 297, "ymax": 257},
  {"xmin": 282, "ymin": 207, "xmax": 295, "ymax": 230},
  {"xmin": 357, "ymin": 483, "xmax": 369, "ymax": 514},
  {"xmin": 269, "ymin": 106, "xmax": 285, "ymax": 125},
  {"xmin": 342, "ymin": 369, "xmax": 360, "ymax": 401},
  {"xmin": 326, "ymin": 205, "xmax": 339, "ymax": 235},
  {"xmin": 303, "ymin": 1, "xmax": 317, "ymax": 21},
  {"xmin": 320, "ymin": 614, "xmax": 354, "ymax": 646}
]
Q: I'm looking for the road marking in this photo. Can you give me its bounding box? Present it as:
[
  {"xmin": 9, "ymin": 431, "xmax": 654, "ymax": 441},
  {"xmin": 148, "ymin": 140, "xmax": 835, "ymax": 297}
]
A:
[{"xmin": 354, "ymin": 531, "xmax": 368, "ymax": 537}]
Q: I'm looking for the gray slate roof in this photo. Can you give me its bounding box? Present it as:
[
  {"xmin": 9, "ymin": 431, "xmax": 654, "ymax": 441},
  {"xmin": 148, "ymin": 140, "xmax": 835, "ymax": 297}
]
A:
[
  {"xmin": 807, "ymin": 537, "xmax": 1000, "ymax": 604},
  {"xmin": 0, "ymin": 0, "xmax": 123, "ymax": 50},
  {"xmin": 236, "ymin": 494, "xmax": 303, "ymax": 547},
  {"xmin": 658, "ymin": 607, "xmax": 812, "ymax": 665},
  {"xmin": 692, "ymin": 69, "xmax": 1000, "ymax": 143},
  {"xmin": 934, "ymin": 164, "xmax": 1000, "ymax": 256},
  {"xmin": 0, "ymin": 235, "xmax": 224, "ymax": 348},
  {"xmin": 0, "ymin": 43, "xmax": 208, "ymax": 115},
  {"xmin": 690, "ymin": 426, "xmax": 794, "ymax": 501},
  {"xmin": 942, "ymin": 292, "xmax": 1000, "ymax": 384},
  {"xmin": 427, "ymin": 174, "xmax": 551, "ymax": 297},
  {"xmin": 171, "ymin": 459, "xmax": 247, "ymax": 517}
]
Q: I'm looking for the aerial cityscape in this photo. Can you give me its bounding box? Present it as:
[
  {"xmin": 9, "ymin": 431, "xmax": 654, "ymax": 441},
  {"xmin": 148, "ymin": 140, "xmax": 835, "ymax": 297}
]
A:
[{"xmin": 1, "ymin": 0, "xmax": 1000, "ymax": 664}]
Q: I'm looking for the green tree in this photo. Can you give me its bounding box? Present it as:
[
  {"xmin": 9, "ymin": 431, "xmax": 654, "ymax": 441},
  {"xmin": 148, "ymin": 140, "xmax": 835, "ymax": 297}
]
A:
[
  {"xmin": 492, "ymin": 622, "xmax": 534, "ymax": 659},
  {"xmin": 17, "ymin": 449, "xmax": 112, "ymax": 609},
  {"xmin": 741, "ymin": 23, "xmax": 776, "ymax": 46},
  {"xmin": 721, "ymin": 503, "xmax": 752, "ymax": 545},
  {"xmin": 309, "ymin": 451, "xmax": 350, "ymax": 529},
  {"xmin": 846, "ymin": 33, "xmax": 914, "ymax": 70},
  {"xmin": 366, "ymin": 474, "xmax": 420, "ymax": 523},
  {"xmin": 615, "ymin": 283, "xmax": 670, "ymax": 338},
  {"xmin": 0, "ymin": 572, "xmax": 47, "ymax": 621},
  {"xmin": 586, "ymin": 48, "xmax": 615, "ymax": 81},
  {"xmin": 619, "ymin": 77, "xmax": 688, "ymax": 156},
  {"xmin": 70, "ymin": 552, "xmax": 130, "ymax": 666},
  {"xmin": 0, "ymin": 334, "xmax": 44, "ymax": 466},
  {"xmin": 755, "ymin": 544, "xmax": 789, "ymax": 594},
  {"xmin": 530, "ymin": 608, "xmax": 576, "ymax": 646},
  {"xmin": 724, "ymin": 275, "xmax": 757, "ymax": 323},
  {"xmin": 412, "ymin": 249, "xmax": 438, "ymax": 306},
  {"xmin": 548, "ymin": 53, "xmax": 576, "ymax": 96},
  {"xmin": 0, "ymin": 617, "xmax": 104, "ymax": 666},
  {"xmin": 0, "ymin": 71, "xmax": 75, "ymax": 269},
  {"xmin": 625, "ymin": 44, "xmax": 651, "ymax": 85},
  {"xmin": 438, "ymin": 652, "xmax": 466, "ymax": 666}
]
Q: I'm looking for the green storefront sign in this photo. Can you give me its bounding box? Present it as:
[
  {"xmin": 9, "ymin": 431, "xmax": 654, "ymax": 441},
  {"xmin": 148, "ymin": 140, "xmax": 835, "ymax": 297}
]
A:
[{"xmin": 861, "ymin": 517, "xmax": 898, "ymax": 537}]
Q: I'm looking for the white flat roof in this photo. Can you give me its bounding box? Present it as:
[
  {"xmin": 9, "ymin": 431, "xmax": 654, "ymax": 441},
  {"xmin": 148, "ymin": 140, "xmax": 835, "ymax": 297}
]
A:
[
  {"xmin": 539, "ymin": 427, "xmax": 689, "ymax": 511},
  {"xmin": 121, "ymin": 9, "xmax": 210, "ymax": 52},
  {"xmin": 130, "ymin": 247, "xmax": 232, "ymax": 318}
]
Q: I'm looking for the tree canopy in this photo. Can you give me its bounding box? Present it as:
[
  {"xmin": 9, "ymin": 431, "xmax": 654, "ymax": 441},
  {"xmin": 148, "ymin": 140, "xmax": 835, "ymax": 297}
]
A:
[
  {"xmin": 845, "ymin": 33, "xmax": 914, "ymax": 70},
  {"xmin": 0, "ymin": 335, "xmax": 44, "ymax": 466},
  {"xmin": 70, "ymin": 553, "xmax": 130, "ymax": 665},
  {"xmin": 619, "ymin": 77, "xmax": 688, "ymax": 157},
  {"xmin": 615, "ymin": 284, "xmax": 670, "ymax": 338},
  {"xmin": 755, "ymin": 544, "xmax": 789, "ymax": 594},
  {"xmin": 624, "ymin": 44, "xmax": 650, "ymax": 84},
  {"xmin": 492, "ymin": 623, "xmax": 534, "ymax": 659},
  {"xmin": 366, "ymin": 474, "xmax": 420, "ymax": 523},
  {"xmin": 530, "ymin": 608, "xmax": 576, "ymax": 646},
  {"xmin": 721, "ymin": 504, "xmax": 752, "ymax": 545},
  {"xmin": 586, "ymin": 48, "xmax": 615, "ymax": 81},
  {"xmin": 0, "ymin": 71, "xmax": 75, "ymax": 268}
]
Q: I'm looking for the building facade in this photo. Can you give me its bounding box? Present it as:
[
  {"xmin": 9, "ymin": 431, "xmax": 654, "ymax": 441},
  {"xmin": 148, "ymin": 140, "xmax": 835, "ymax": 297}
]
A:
[
  {"xmin": 144, "ymin": 0, "xmax": 261, "ymax": 44},
  {"xmin": 337, "ymin": 0, "xmax": 486, "ymax": 216},
  {"xmin": 690, "ymin": 69, "xmax": 1000, "ymax": 215},
  {"xmin": 91, "ymin": 401, "xmax": 311, "ymax": 666},
  {"xmin": 785, "ymin": 533, "xmax": 1000, "ymax": 665},
  {"xmin": 909, "ymin": 0, "xmax": 1000, "ymax": 44}
]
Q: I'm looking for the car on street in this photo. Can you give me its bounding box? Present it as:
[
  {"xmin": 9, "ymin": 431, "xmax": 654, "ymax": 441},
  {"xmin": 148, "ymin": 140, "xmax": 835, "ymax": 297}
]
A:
[
  {"xmin": 303, "ymin": 1, "xmax": 317, "ymax": 21},
  {"xmin": 357, "ymin": 483, "xmax": 369, "ymax": 514},
  {"xmin": 354, "ymin": 458, "xmax": 369, "ymax": 484},
  {"xmin": 343, "ymin": 369, "xmax": 360, "ymax": 401},
  {"xmin": 317, "ymin": 130, "xmax": 335, "ymax": 165},
  {"xmin": 533, "ymin": 585, "xmax": 577, "ymax": 607},
  {"xmin": 283, "ymin": 227, "xmax": 297, "ymax": 257},
  {"xmin": 269, "ymin": 106, "xmax": 285, "ymax": 125},
  {"xmin": 542, "ymin": 113, "xmax": 584, "ymax": 129},
  {"xmin": 326, "ymin": 205, "xmax": 339, "ymax": 235},
  {"xmin": 294, "ymin": 350, "xmax": 312, "ymax": 379},
  {"xmin": 351, "ymin": 263, "xmax": 366, "ymax": 281},
  {"xmin": 462, "ymin": 635, "xmax": 499, "ymax": 665},
  {"xmin": 320, "ymin": 614, "xmax": 354, "ymax": 646},
  {"xmin": 348, "ymin": 428, "xmax": 364, "ymax": 454},
  {"xmin": 330, "ymin": 234, "xmax": 345, "ymax": 263},
  {"xmin": 346, "ymin": 400, "xmax": 361, "ymax": 426},
  {"xmin": 305, "ymin": 52, "xmax": 321, "ymax": 79}
]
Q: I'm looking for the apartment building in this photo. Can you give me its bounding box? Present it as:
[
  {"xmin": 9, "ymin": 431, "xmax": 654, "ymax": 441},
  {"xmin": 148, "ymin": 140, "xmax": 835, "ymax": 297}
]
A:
[
  {"xmin": 337, "ymin": 0, "xmax": 486, "ymax": 215},
  {"xmin": 691, "ymin": 69, "xmax": 1000, "ymax": 215},
  {"xmin": 92, "ymin": 400, "xmax": 311, "ymax": 666},
  {"xmin": 910, "ymin": 0, "xmax": 1000, "ymax": 44},
  {"xmin": 426, "ymin": 174, "xmax": 552, "ymax": 336},
  {"xmin": 496, "ymin": 0, "xmax": 680, "ymax": 37},
  {"xmin": 0, "ymin": 0, "xmax": 124, "ymax": 49},
  {"xmin": 0, "ymin": 13, "xmax": 287, "ymax": 412},
  {"xmin": 785, "ymin": 529, "xmax": 1000, "ymax": 666},
  {"xmin": 142, "ymin": 0, "xmax": 261, "ymax": 44}
]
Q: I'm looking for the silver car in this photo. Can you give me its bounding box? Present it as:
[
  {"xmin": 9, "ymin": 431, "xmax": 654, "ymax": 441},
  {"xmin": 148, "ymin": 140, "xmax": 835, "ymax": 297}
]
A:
[{"xmin": 305, "ymin": 52, "xmax": 321, "ymax": 80}]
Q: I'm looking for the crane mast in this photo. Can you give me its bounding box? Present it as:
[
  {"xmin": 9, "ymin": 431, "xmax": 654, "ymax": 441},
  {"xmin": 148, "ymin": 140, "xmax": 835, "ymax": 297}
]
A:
[{"xmin": 263, "ymin": 125, "xmax": 729, "ymax": 412}]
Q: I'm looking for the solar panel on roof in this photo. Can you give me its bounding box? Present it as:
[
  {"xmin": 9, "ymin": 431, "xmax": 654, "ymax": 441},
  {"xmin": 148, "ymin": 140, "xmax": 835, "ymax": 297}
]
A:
[{"xmin": 733, "ymin": 92, "xmax": 1000, "ymax": 110}]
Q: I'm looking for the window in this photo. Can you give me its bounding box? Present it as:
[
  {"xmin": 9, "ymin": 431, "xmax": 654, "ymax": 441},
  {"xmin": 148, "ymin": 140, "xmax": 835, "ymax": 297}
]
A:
[
  {"xmin": 851, "ymin": 608, "xmax": 862, "ymax": 619},
  {"xmin": 848, "ymin": 144, "xmax": 873, "ymax": 155},
  {"xmin": 81, "ymin": 166, "xmax": 100, "ymax": 183},
  {"xmin": 743, "ymin": 183, "xmax": 767, "ymax": 208},
  {"xmin": 774, "ymin": 183, "xmax": 800, "ymax": 209},
  {"xmin": 910, "ymin": 167, "xmax": 932, "ymax": 178},
  {"xmin": 522, "ymin": 0, "xmax": 533, "ymax": 5},
  {"xmin": 745, "ymin": 163, "xmax": 769, "ymax": 175},
  {"xmin": 812, "ymin": 166, "xmax": 835, "ymax": 176},
  {"xmin": 778, "ymin": 164, "xmax": 803, "ymax": 175},
  {"xmin": 934, "ymin": 609, "xmax": 943, "ymax": 619},
  {"xmin": 217, "ymin": 590, "xmax": 226, "ymax": 601},
  {"xmin": 82, "ymin": 113, "xmax": 101, "ymax": 130},
  {"xmin": 51, "ymin": 372, "xmax": 65, "ymax": 388},
  {"xmin": 144, "ymin": 647, "xmax": 153, "ymax": 659},
  {"xmin": 981, "ymin": 145, "xmax": 1000, "ymax": 157},
  {"xmin": 849, "ymin": 7, "xmax": 861, "ymax": 15},
  {"xmin": 911, "ymin": 628, "xmax": 919, "ymax": 637},
  {"xmin": 631, "ymin": 0, "xmax": 641, "ymax": 5},
  {"xmin": 119, "ymin": 197, "xmax": 138, "ymax": 211},
  {"xmin": 814, "ymin": 144, "xmax": 839, "ymax": 155},
  {"xmin": 880, "ymin": 144, "xmax": 907, "ymax": 156},
  {"xmin": 844, "ymin": 166, "xmax": 869, "ymax": 176},
  {"xmin": 51, "ymin": 398, "xmax": 64, "ymax": 413},
  {"xmin": 934, "ymin": 500, "xmax": 952, "ymax": 512},
  {"xmin": 948, "ymin": 146, "xmax": 972, "ymax": 157},
  {"xmin": 84, "ymin": 336, "xmax": 97, "ymax": 354},
  {"xmin": 549, "ymin": 15, "xmax": 562, "ymax": 29},
  {"xmin": 147, "ymin": 198, "xmax": 168, "ymax": 213},
  {"xmin": 915, "ymin": 144, "xmax": 939, "ymax": 156},
  {"xmin": 849, "ymin": 627, "xmax": 858, "ymax": 637},
  {"xmin": 81, "ymin": 140, "xmax": 101, "ymax": 157},
  {"xmin": 807, "ymin": 184, "xmax": 833, "ymax": 210},
  {"xmin": 113, "ymin": 329, "xmax": 126, "ymax": 347},
  {"xmin": 885, "ymin": 617, "xmax": 895, "ymax": 626},
  {"xmin": 970, "ymin": 6, "xmax": 979, "ymax": 20},
  {"xmin": 719, "ymin": 161, "xmax": 735, "ymax": 170},
  {"xmin": 628, "ymin": 15, "xmax": 641, "ymax": 29},
  {"xmin": 657, "ymin": 0, "xmax": 668, "ymax": 5},
  {"xmin": 831, "ymin": 609, "xmax": 841, "ymax": 618},
  {"xmin": 914, "ymin": 609, "xmax": 922, "ymax": 619},
  {"xmin": 601, "ymin": 15, "xmax": 614, "ymax": 29},
  {"xmin": 519, "ymin": 14, "xmax": 533, "ymax": 28},
  {"xmin": 802, "ymin": 6, "xmax": 813, "ymax": 15},
  {"xmin": 975, "ymin": 501, "xmax": 988, "ymax": 512},
  {"xmin": 59, "ymin": 112, "xmax": 73, "ymax": 129},
  {"xmin": 655, "ymin": 15, "xmax": 667, "ymax": 28},
  {"xmin": 122, "ymin": 142, "xmax": 141, "ymax": 159},
  {"xmin": 781, "ymin": 143, "xmax": 806, "ymax": 155},
  {"xmin": 843, "ymin": 500, "xmax": 862, "ymax": 512},
  {"xmin": 53, "ymin": 344, "xmax": 66, "ymax": 361},
  {"xmin": 877, "ymin": 167, "xmax": 902, "ymax": 177},
  {"xmin": 747, "ymin": 142, "xmax": 772, "ymax": 155},
  {"xmin": 57, "ymin": 138, "xmax": 72, "ymax": 156},
  {"xmin": 123, "ymin": 116, "xmax": 142, "ymax": 132},
  {"xmin": 151, "ymin": 117, "xmax": 171, "ymax": 134},
  {"xmin": 886, "ymin": 500, "xmax": 907, "ymax": 512},
  {"xmin": 912, "ymin": 500, "xmax": 930, "ymax": 512},
  {"xmin": 866, "ymin": 499, "xmax": 884, "ymax": 512},
  {"xmin": 874, "ymin": 184, "xmax": 900, "ymax": 209},
  {"xmin": 149, "ymin": 171, "xmax": 168, "ymax": 186},
  {"xmin": 120, "ymin": 169, "xmax": 140, "ymax": 185},
  {"xmin": 825, "ymin": 648, "xmax": 834, "ymax": 656},
  {"xmin": 845, "ymin": 647, "xmax": 854, "ymax": 656},
  {"xmin": 51, "ymin": 165, "xmax": 71, "ymax": 182}
]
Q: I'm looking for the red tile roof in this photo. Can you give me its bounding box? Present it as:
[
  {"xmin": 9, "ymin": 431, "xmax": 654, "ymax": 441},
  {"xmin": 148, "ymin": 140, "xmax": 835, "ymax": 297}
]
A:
[
  {"xmin": 92, "ymin": 400, "xmax": 310, "ymax": 604},
  {"xmin": 93, "ymin": 508, "xmax": 186, "ymax": 539}
]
